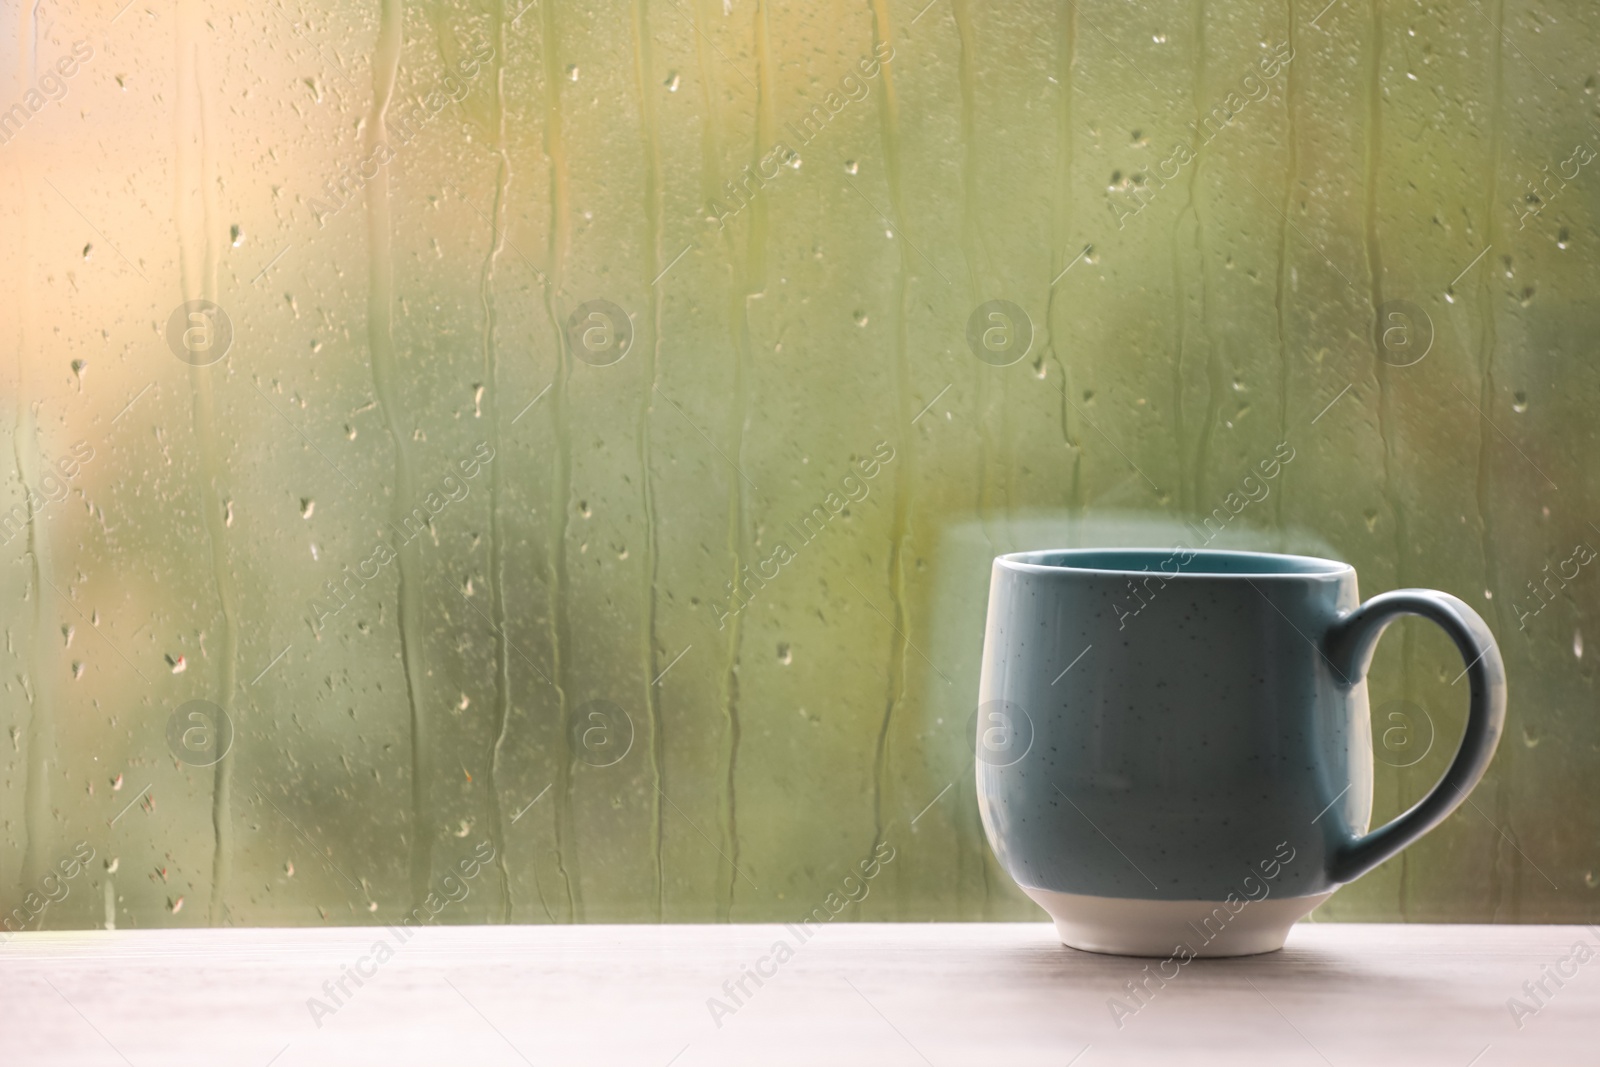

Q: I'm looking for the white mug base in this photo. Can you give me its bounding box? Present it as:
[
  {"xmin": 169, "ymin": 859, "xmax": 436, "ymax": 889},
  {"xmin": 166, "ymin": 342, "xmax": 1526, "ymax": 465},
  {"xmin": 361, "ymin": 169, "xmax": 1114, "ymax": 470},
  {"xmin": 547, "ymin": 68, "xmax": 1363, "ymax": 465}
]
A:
[{"xmin": 1019, "ymin": 885, "xmax": 1335, "ymax": 958}]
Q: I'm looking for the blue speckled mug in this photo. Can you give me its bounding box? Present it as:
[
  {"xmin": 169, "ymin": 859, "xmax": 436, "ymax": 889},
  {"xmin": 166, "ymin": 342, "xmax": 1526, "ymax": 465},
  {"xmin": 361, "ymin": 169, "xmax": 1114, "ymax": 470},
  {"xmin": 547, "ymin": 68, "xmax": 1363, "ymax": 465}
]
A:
[{"xmin": 976, "ymin": 548, "xmax": 1505, "ymax": 957}]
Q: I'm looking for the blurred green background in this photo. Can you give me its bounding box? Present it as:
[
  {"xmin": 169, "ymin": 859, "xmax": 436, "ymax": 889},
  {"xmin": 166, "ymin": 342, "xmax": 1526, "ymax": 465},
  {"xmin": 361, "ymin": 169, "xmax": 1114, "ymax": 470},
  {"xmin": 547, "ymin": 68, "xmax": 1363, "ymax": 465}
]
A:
[{"xmin": 1, "ymin": 0, "xmax": 1595, "ymax": 930}]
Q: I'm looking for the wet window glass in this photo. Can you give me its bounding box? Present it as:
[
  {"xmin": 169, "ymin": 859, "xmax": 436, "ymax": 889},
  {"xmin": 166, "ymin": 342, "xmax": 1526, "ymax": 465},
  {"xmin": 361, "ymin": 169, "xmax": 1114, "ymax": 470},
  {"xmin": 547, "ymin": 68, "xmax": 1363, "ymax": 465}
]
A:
[{"xmin": 3, "ymin": 0, "xmax": 1589, "ymax": 929}]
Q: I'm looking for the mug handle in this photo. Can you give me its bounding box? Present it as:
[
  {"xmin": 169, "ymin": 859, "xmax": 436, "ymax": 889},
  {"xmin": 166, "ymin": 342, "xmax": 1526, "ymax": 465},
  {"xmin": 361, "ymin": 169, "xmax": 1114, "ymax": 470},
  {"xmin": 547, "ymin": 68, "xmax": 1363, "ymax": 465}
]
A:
[{"xmin": 1321, "ymin": 589, "xmax": 1507, "ymax": 885}]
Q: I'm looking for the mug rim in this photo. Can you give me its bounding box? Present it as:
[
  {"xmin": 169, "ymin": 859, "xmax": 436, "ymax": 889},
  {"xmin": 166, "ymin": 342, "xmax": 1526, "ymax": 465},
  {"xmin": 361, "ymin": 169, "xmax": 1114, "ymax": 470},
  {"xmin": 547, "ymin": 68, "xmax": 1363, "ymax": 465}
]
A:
[{"xmin": 997, "ymin": 547, "xmax": 1353, "ymax": 579}]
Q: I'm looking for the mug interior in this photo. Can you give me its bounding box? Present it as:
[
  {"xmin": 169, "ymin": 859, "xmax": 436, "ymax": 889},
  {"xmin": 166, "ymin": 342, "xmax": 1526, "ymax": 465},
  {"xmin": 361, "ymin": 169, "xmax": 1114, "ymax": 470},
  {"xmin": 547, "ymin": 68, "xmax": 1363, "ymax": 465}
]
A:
[{"xmin": 1002, "ymin": 547, "xmax": 1350, "ymax": 577}]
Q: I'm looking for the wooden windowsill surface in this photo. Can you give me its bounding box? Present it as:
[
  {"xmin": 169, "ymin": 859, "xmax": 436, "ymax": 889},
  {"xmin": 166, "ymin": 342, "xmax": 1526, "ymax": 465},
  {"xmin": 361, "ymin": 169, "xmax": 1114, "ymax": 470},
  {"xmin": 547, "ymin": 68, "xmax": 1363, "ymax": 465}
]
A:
[{"xmin": 3, "ymin": 922, "xmax": 1594, "ymax": 1065}]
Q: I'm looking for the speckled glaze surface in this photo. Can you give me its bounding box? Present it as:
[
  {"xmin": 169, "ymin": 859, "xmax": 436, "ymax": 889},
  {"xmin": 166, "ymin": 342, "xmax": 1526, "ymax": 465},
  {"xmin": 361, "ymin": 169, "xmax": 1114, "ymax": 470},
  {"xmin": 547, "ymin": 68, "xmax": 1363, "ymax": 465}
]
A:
[{"xmin": 976, "ymin": 548, "xmax": 1506, "ymax": 911}]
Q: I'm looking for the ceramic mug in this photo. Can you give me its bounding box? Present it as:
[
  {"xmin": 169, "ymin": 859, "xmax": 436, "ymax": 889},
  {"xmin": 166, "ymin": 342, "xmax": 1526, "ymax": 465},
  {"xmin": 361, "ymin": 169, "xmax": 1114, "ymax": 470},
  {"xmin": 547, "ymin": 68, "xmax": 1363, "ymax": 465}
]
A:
[{"xmin": 975, "ymin": 548, "xmax": 1506, "ymax": 957}]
